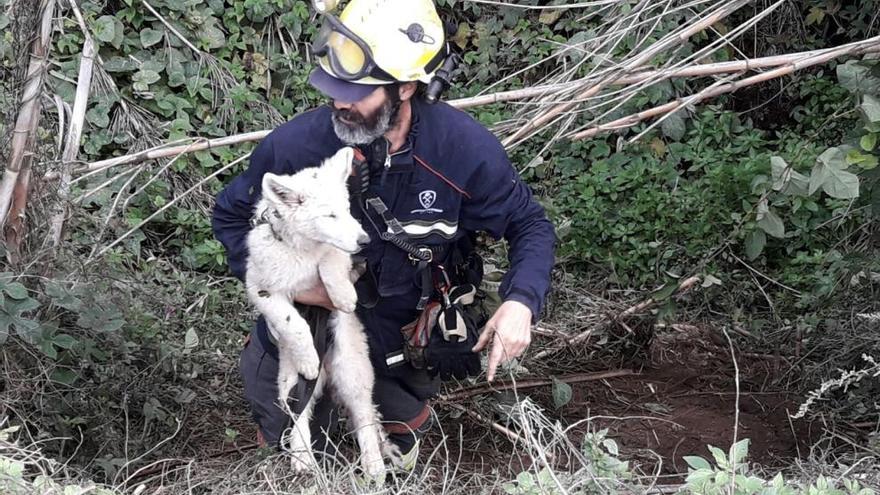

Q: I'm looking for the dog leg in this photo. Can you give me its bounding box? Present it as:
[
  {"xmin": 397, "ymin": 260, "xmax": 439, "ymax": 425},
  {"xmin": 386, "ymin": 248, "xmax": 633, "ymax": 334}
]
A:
[
  {"xmin": 248, "ymin": 289, "xmax": 321, "ymax": 404},
  {"xmin": 284, "ymin": 370, "xmax": 324, "ymax": 473},
  {"xmin": 319, "ymin": 252, "xmax": 358, "ymax": 314},
  {"xmin": 327, "ymin": 312, "xmax": 387, "ymax": 479}
]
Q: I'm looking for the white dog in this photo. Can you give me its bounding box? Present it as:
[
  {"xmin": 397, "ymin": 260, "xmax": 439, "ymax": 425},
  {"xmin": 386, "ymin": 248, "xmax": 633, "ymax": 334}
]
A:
[{"xmin": 244, "ymin": 147, "xmax": 387, "ymax": 478}]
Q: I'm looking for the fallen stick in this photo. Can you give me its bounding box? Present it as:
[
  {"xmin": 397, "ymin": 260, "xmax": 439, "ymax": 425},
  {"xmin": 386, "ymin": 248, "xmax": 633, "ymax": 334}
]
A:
[
  {"xmin": 531, "ymin": 276, "xmax": 701, "ymax": 361},
  {"xmin": 445, "ymin": 403, "xmax": 529, "ymax": 449},
  {"xmin": 439, "ymin": 369, "xmax": 636, "ymax": 402},
  {"xmin": 501, "ymin": 0, "xmax": 753, "ymax": 147},
  {"xmin": 40, "ymin": 36, "xmax": 880, "ymax": 181},
  {"xmin": 569, "ymin": 35, "xmax": 880, "ymax": 140},
  {"xmin": 49, "ymin": 0, "xmax": 95, "ymax": 248}
]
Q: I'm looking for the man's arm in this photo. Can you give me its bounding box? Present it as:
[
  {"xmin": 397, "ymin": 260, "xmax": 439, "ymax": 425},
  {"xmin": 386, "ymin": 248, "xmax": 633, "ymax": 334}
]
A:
[
  {"xmin": 460, "ymin": 139, "xmax": 557, "ymax": 381},
  {"xmin": 460, "ymin": 142, "xmax": 557, "ymax": 320},
  {"xmin": 212, "ymin": 137, "xmax": 279, "ymax": 282}
]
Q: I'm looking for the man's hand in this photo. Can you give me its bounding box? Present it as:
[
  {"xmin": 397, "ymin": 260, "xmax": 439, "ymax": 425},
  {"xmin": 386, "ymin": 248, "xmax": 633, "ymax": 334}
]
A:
[
  {"xmin": 291, "ymin": 284, "xmax": 335, "ymax": 311},
  {"xmin": 472, "ymin": 300, "xmax": 532, "ymax": 382}
]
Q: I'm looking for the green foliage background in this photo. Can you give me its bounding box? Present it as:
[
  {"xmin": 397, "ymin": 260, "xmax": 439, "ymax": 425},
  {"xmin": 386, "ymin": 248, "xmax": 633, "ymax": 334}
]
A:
[{"xmin": 0, "ymin": 0, "xmax": 878, "ymax": 486}]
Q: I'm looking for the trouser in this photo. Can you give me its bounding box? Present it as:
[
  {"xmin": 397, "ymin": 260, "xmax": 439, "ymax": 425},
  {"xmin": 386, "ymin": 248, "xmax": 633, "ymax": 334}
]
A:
[{"xmin": 239, "ymin": 328, "xmax": 439, "ymax": 454}]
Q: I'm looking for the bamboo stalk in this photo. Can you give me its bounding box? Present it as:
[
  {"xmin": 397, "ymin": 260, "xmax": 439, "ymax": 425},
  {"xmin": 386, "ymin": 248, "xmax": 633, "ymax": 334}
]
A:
[
  {"xmin": 0, "ymin": 0, "xmax": 57, "ymax": 237},
  {"xmin": 499, "ymin": 0, "xmax": 752, "ymax": 147},
  {"xmin": 43, "ymin": 132, "xmax": 269, "ymax": 180},
  {"xmin": 141, "ymin": 0, "xmax": 203, "ymax": 56},
  {"xmin": 49, "ymin": 5, "xmax": 96, "ymax": 248},
  {"xmin": 568, "ymin": 35, "xmax": 880, "ymax": 140},
  {"xmin": 88, "ymin": 153, "xmax": 251, "ymax": 262},
  {"xmin": 38, "ymin": 36, "xmax": 880, "ymax": 181}
]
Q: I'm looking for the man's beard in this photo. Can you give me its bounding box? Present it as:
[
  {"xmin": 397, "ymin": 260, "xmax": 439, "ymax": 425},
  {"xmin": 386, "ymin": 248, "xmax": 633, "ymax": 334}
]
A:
[{"xmin": 331, "ymin": 97, "xmax": 401, "ymax": 145}]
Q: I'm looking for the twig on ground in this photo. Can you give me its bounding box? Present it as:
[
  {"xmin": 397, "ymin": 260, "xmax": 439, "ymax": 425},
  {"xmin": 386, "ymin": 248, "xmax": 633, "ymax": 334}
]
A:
[
  {"xmin": 446, "ymin": 403, "xmax": 525, "ymax": 444},
  {"xmin": 439, "ymin": 369, "xmax": 637, "ymax": 402},
  {"xmin": 532, "ymin": 277, "xmax": 700, "ymax": 361}
]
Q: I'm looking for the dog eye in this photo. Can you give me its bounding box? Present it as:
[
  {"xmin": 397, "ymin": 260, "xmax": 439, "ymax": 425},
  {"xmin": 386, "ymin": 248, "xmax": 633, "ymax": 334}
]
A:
[{"xmin": 328, "ymin": 214, "xmax": 337, "ymax": 219}]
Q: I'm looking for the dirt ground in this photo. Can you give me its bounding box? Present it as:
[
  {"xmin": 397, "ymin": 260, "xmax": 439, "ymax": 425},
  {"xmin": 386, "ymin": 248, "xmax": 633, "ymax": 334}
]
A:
[{"xmin": 432, "ymin": 323, "xmax": 817, "ymax": 481}]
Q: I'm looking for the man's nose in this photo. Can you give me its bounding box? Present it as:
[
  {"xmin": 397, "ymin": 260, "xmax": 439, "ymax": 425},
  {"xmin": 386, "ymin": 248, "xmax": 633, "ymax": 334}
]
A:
[{"xmin": 333, "ymin": 100, "xmax": 352, "ymax": 111}]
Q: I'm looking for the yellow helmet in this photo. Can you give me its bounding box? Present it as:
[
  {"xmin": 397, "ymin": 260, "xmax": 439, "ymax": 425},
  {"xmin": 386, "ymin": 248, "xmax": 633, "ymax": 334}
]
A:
[{"xmin": 311, "ymin": 0, "xmax": 447, "ymax": 85}]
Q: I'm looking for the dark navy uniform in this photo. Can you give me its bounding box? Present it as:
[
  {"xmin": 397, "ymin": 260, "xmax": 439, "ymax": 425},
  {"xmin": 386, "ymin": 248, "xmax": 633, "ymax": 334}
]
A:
[{"xmin": 212, "ymin": 97, "xmax": 556, "ymax": 451}]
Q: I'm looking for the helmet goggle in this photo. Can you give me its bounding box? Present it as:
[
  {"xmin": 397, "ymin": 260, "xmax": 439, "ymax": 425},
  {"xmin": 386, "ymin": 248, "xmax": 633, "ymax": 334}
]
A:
[{"xmin": 311, "ymin": 15, "xmax": 396, "ymax": 82}]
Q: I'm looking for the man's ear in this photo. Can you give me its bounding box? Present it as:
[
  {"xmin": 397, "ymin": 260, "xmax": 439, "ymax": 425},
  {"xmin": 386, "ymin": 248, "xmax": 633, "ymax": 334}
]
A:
[
  {"xmin": 261, "ymin": 173, "xmax": 303, "ymax": 206},
  {"xmin": 325, "ymin": 147, "xmax": 354, "ymax": 182},
  {"xmin": 399, "ymin": 81, "xmax": 418, "ymax": 102}
]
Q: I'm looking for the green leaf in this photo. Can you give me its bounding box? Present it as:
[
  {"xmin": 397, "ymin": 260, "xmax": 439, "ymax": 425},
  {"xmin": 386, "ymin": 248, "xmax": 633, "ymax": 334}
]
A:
[
  {"xmin": 805, "ymin": 7, "xmax": 824, "ymax": 25},
  {"xmin": 86, "ymin": 102, "xmax": 111, "ymax": 129},
  {"xmin": 661, "ymin": 112, "xmax": 686, "ymax": 141},
  {"xmin": 183, "ymin": 327, "xmax": 199, "ymax": 354},
  {"xmin": 551, "ymin": 377, "xmax": 572, "ymax": 409},
  {"xmin": 861, "ymin": 133, "xmax": 877, "ymax": 152},
  {"xmin": 707, "ymin": 445, "xmax": 728, "ymax": 466},
  {"xmin": 538, "ymin": 9, "xmax": 564, "ymax": 24},
  {"xmin": 811, "ymin": 148, "xmax": 860, "ymax": 199},
  {"xmin": 0, "ymin": 297, "xmax": 40, "ymax": 341},
  {"xmin": 140, "ymin": 27, "xmax": 164, "ymax": 48},
  {"xmin": 76, "ymin": 306, "xmax": 124, "ymax": 333},
  {"xmin": 52, "ymin": 333, "xmax": 77, "ymax": 350},
  {"xmin": 683, "ymin": 455, "xmax": 712, "ymax": 471},
  {"xmin": 102, "ymin": 56, "xmax": 138, "ymax": 73},
  {"xmin": 862, "ymin": 95, "xmax": 880, "ymax": 123},
  {"xmin": 685, "ymin": 468, "xmax": 714, "ymax": 484},
  {"xmin": 93, "ymin": 15, "xmax": 117, "ymax": 43},
  {"xmin": 744, "ymin": 229, "xmax": 766, "ymax": 260},
  {"xmin": 40, "ymin": 339, "xmax": 58, "ymax": 359},
  {"xmin": 757, "ymin": 208, "xmax": 785, "ymax": 238},
  {"xmin": 50, "ymin": 368, "xmax": 78, "ymax": 386},
  {"xmin": 198, "ymin": 22, "xmax": 226, "ymax": 50},
  {"xmin": 44, "ymin": 281, "xmax": 83, "ymax": 311},
  {"xmin": 837, "ymin": 61, "xmax": 880, "ymax": 94},
  {"xmin": 1, "ymin": 281, "xmax": 27, "ymax": 300},
  {"xmin": 651, "ymin": 280, "xmax": 679, "ymax": 301},
  {"xmin": 729, "ymin": 438, "xmax": 749, "ymax": 465},
  {"xmin": 770, "ymin": 156, "xmax": 810, "ymax": 196}
]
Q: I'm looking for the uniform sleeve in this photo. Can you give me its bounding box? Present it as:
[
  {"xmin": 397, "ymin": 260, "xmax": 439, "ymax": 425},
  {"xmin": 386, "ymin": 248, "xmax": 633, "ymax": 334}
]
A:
[
  {"xmin": 212, "ymin": 137, "xmax": 281, "ymax": 282},
  {"xmin": 460, "ymin": 140, "xmax": 557, "ymax": 322}
]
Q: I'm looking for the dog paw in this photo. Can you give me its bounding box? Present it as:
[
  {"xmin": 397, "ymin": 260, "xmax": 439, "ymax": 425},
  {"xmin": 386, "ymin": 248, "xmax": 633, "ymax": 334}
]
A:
[
  {"xmin": 289, "ymin": 449, "xmax": 316, "ymax": 474},
  {"xmin": 331, "ymin": 290, "xmax": 358, "ymax": 314},
  {"xmin": 295, "ymin": 348, "xmax": 321, "ymax": 380}
]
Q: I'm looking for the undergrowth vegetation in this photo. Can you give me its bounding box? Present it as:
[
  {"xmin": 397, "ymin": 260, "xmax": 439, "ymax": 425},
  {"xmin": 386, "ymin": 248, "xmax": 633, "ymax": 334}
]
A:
[{"xmin": 1, "ymin": 0, "xmax": 879, "ymax": 493}]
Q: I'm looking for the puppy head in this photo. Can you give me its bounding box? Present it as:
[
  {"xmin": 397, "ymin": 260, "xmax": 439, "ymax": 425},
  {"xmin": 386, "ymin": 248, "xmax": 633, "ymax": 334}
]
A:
[{"xmin": 260, "ymin": 147, "xmax": 369, "ymax": 253}]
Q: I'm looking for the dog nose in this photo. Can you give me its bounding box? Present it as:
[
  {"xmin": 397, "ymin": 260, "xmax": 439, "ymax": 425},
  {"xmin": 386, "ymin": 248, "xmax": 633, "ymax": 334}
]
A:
[{"xmin": 357, "ymin": 232, "xmax": 370, "ymax": 247}]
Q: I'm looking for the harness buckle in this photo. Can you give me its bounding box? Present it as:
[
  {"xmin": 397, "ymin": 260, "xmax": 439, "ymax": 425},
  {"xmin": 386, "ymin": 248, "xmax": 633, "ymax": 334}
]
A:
[{"xmin": 409, "ymin": 247, "xmax": 433, "ymax": 264}]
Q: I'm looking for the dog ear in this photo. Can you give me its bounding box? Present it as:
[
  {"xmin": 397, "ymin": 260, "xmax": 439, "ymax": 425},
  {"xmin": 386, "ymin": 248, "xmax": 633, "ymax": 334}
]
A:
[
  {"xmin": 325, "ymin": 147, "xmax": 354, "ymax": 182},
  {"xmin": 262, "ymin": 173, "xmax": 303, "ymax": 207}
]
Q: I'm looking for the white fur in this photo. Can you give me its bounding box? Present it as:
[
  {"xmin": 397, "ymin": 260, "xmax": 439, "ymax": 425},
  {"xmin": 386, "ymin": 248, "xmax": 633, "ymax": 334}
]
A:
[{"xmin": 245, "ymin": 147, "xmax": 389, "ymax": 478}]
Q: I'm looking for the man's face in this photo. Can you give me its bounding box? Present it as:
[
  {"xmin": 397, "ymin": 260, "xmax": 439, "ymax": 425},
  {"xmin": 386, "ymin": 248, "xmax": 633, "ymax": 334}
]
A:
[{"xmin": 331, "ymin": 85, "xmax": 400, "ymax": 145}]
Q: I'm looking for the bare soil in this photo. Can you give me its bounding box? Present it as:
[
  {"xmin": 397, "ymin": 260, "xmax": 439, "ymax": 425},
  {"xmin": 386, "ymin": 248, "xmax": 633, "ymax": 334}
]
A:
[{"xmin": 433, "ymin": 323, "xmax": 816, "ymax": 481}]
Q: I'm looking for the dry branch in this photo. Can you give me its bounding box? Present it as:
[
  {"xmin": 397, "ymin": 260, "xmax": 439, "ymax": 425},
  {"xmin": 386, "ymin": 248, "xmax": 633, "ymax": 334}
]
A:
[
  {"xmin": 569, "ymin": 35, "xmax": 880, "ymax": 140},
  {"xmin": 49, "ymin": 8, "xmax": 95, "ymax": 248},
  {"xmin": 531, "ymin": 276, "xmax": 701, "ymax": 361},
  {"xmin": 439, "ymin": 369, "xmax": 637, "ymax": 402},
  {"xmin": 39, "ymin": 37, "xmax": 880, "ymax": 181},
  {"xmin": 88, "ymin": 153, "xmax": 251, "ymax": 262},
  {"xmin": 0, "ymin": 0, "xmax": 56, "ymax": 241},
  {"xmin": 500, "ymin": 0, "xmax": 753, "ymax": 148}
]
